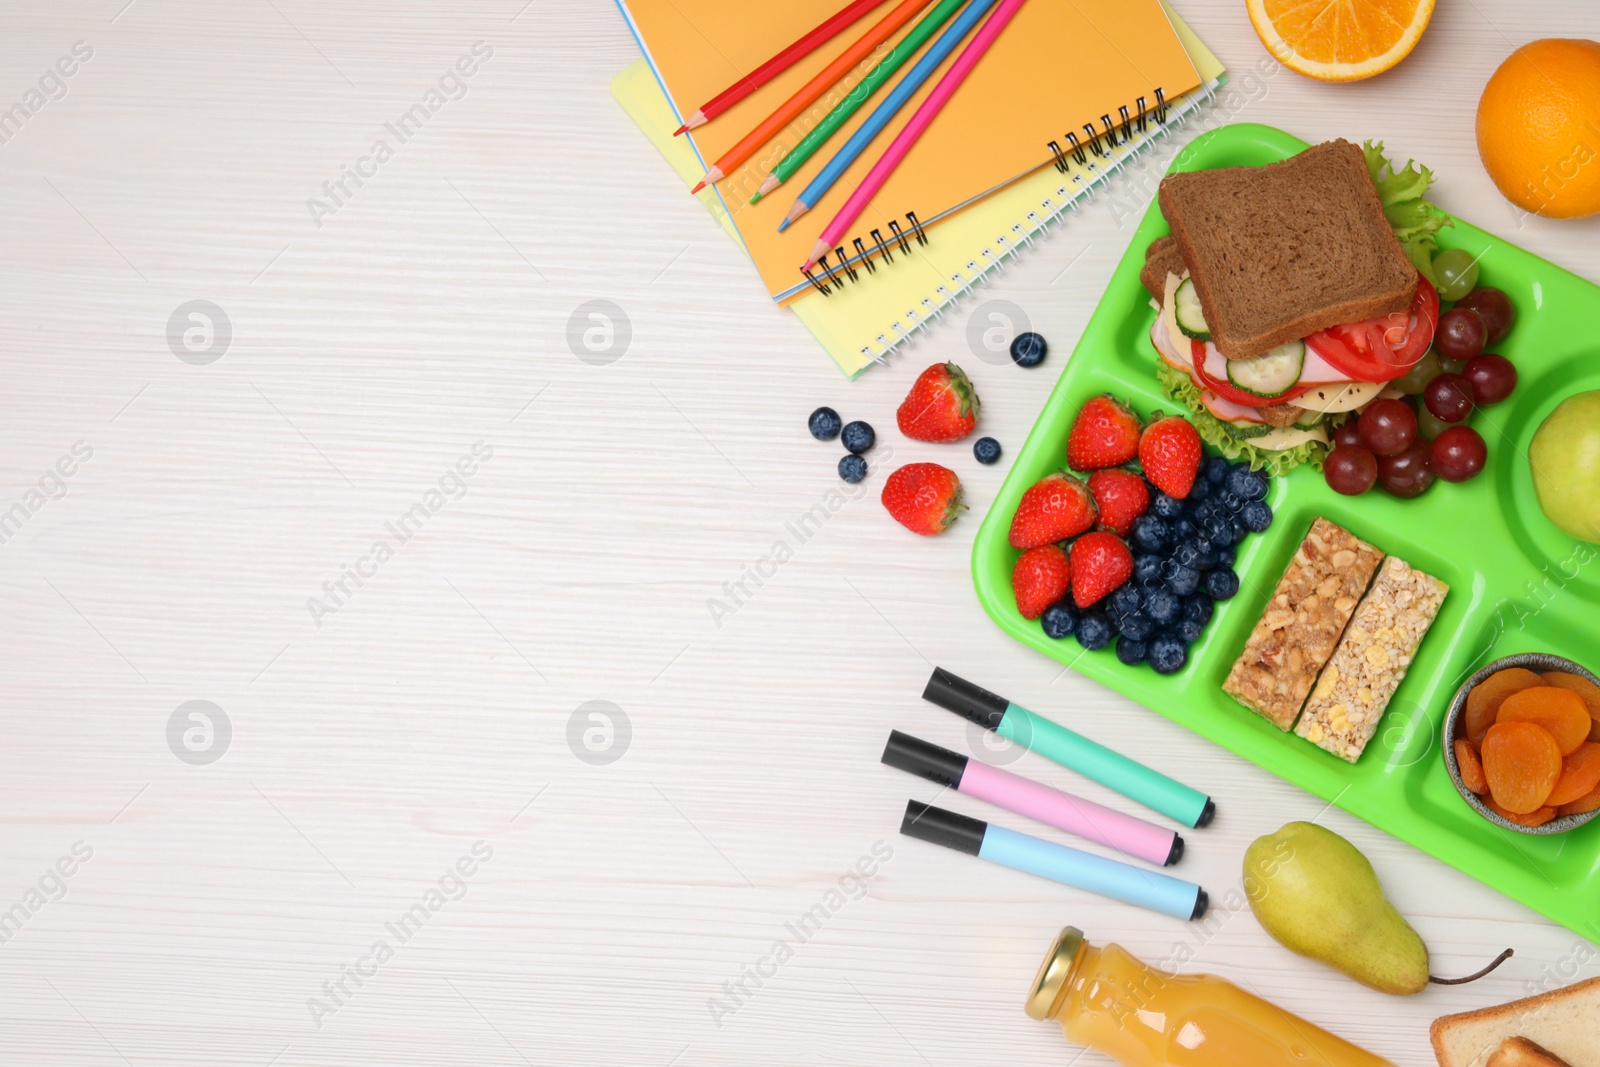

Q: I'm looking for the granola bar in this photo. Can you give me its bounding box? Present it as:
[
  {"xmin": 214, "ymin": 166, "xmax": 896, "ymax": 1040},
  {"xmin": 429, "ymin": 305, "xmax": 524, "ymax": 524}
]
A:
[
  {"xmin": 1296, "ymin": 555, "xmax": 1448, "ymax": 762},
  {"xmin": 1223, "ymin": 518, "xmax": 1384, "ymax": 730}
]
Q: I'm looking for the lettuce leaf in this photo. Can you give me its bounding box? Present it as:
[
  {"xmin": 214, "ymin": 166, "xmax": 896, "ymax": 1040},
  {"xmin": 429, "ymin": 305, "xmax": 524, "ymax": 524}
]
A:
[
  {"xmin": 1363, "ymin": 140, "xmax": 1451, "ymax": 282},
  {"xmin": 1155, "ymin": 362, "xmax": 1326, "ymax": 477}
]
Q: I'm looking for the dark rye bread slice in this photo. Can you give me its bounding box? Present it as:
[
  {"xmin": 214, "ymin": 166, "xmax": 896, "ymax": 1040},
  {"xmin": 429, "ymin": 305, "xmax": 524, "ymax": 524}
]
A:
[
  {"xmin": 1158, "ymin": 139, "xmax": 1417, "ymax": 359},
  {"xmin": 1140, "ymin": 236, "xmax": 1188, "ymax": 299}
]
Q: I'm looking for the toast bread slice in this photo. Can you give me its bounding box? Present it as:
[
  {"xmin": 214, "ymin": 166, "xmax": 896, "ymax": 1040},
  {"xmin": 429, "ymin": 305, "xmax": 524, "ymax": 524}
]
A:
[
  {"xmin": 1158, "ymin": 139, "xmax": 1417, "ymax": 359},
  {"xmin": 1431, "ymin": 977, "xmax": 1600, "ymax": 1067},
  {"xmin": 1487, "ymin": 1037, "xmax": 1576, "ymax": 1067},
  {"xmin": 1141, "ymin": 236, "xmax": 1188, "ymax": 299}
]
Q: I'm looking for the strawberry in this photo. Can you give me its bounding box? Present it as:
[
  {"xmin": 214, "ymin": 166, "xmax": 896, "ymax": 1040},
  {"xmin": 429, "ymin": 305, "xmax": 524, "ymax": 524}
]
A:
[
  {"xmin": 1088, "ymin": 469, "xmax": 1150, "ymax": 538},
  {"xmin": 1139, "ymin": 415, "xmax": 1203, "ymax": 499},
  {"xmin": 1012, "ymin": 544, "xmax": 1070, "ymax": 620},
  {"xmin": 1070, "ymin": 531, "xmax": 1133, "ymax": 609},
  {"xmin": 897, "ymin": 362, "xmax": 980, "ymax": 442},
  {"xmin": 1067, "ymin": 394, "xmax": 1140, "ymax": 471},
  {"xmin": 881, "ymin": 462, "xmax": 964, "ymax": 535},
  {"xmin": 1008, "ymin": 472, "xmax": 1096, "ymax": 550}
]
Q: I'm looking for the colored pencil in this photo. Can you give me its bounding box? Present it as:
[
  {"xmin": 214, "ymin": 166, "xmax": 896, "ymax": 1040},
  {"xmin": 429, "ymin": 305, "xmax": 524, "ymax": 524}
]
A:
[
  {"xmin": 672, "ymin": 0, "xmax": 891, "ymax": 136},
  {"xmin": 777, "ymin": 0, "xmax": 998, "ymax": 234},
  {"xmin": 804, "ymin": 0, "xmax": 1028, "ymax": 269},
  {"xmin": 750, "ymin": 0, "xmax": 966, "ymax": 204},
  {"xmin": 692, "ymin": 0, "xmax": 934, "ymax": 193}
]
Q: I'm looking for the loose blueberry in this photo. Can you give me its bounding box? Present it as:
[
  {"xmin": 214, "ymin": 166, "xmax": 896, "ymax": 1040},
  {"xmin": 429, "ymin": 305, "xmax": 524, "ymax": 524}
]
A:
[
  {"xmin": 1226, "ymin": 464, "xmax": 1268, "ymax": 501},
  {"xmin": 973, "ymin": 436, "xmax": 1003, "ymax": 465},
  {"xmin": 1182, "ymin": 594, "xmax": 1214, "ymax": 626},
  {"xmin": 1115, "ymin": 637, "xmax": 1148, "ymax": 665},
  {"xmin": 808, "ymin": 406, "xmax": 842, "ymax": 441},
  {"xmin": 1205, "ymin": 568, "xmax": 1240, "ymax": 600},
  {"xmin": 1145, "ymin": 587, "xmax": 1181, "ymax": 628},
  {"xmin": 1148, "ymin": 633, "xmax": 1188, "ymax": 674},
  {"xmin": 1189, "ymin": 538, "xmax": 1220, "ymax": 571},
  {"xmin": 1131, "ymin": 515, "xmax": 1170, "ymax": 555},
  {"xmin": 838, "ymin": 454, "xmax": 867, "ymax": 483},
  {"xmin": 1075, "ymin": 612, "xmax": 1113, "ymax": 651},
  {"xmin": 1118, "ymin": 611, "xmax": 1154, "ymax": 642},
  {"xmin": 1204, "ymin": 455, "xmax": 1230, "ymax": 485},
  {"xmin": 1151, "ymin": 492, "xmax": 1184, "ymax": 520},
  {"xmin": 1109, "ymin": 584, "xmax": 1142, "ymax": 619},
  {"xmin": 1041, "ymin": 601, "xmax": 1078, "ymax": 640},
  {"xmin": 1206, "ymin": 517, "xmax": 1234, "ymax": 549},
  {"xmin": 1169, "ymin": 564, "xmax": 1201, "ymax": 598},
  {"xmin": 1170, "ymin": 541, "xmax": 1201, "ymax": 570},
  {"xmin": 1171, "ymin": 519, "xmax": 1199, "ymax": 543},
  {"xmin": 1191, "ymin": 498, "xmax": 1218, "ymax": 524},
  {"xmin": 1231, "ymin": 518, "xmax": 1248, "ymax": 544},
  {"xmin": 1010, "ymin": 331, "xmax": 1048, "ymax": 367},
  {"xmin": 841, "ymin": 421, "xmax": 875, "ymax": 454},
  {"xmin": 1133, "ymin": 553, "xmax": 1163, "ymax": 585},
  {"xmin": 1175, "ymin": 617, "xmax": 1205, "ymax": 644},
  {"xmin": 1240, "ymin": 500, "xmax": 1274, "ymax": 533},
  {"xmin": 1217, "ymin": 545, "xmax": 1236, "ymax": 570},
  {"xmin": 1216, "ymin": 490, "xmax": 1243, "ymax": 515}
]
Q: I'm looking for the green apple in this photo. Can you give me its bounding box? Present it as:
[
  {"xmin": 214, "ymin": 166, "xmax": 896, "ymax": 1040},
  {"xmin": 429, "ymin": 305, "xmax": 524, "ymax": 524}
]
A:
[{"xmin": 1530, "ymin": 391, "xmax": 1600, "ymax": 544}]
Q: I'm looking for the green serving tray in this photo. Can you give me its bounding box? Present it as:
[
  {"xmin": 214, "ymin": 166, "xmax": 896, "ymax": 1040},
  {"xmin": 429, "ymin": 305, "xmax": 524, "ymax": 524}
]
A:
[{"xmin": 972, "ymin": 123, "xmax": 1600, "ymax": 940}]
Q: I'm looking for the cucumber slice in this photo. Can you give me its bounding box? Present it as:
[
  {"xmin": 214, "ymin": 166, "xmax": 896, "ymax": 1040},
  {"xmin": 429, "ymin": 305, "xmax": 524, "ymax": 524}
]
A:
[
  {"xmin": 1292, "ymin": 409, "xmax": 1328, "ymax": 431},
  {"xmin": 1174, "ymin": 278, "xmax": 1210, "ymax": 341},
  {"xmin": 1226, "ymin": 341, "xmax": 1305, "ymax": 398},
  {"xmin": 1223, "ymin": 420, "xmax": 1278, "ymax": 441}
]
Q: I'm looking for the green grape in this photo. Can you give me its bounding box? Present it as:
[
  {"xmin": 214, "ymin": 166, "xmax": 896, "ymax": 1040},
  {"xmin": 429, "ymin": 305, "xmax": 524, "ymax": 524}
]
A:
[
  {"xmin": 1440, "ymin": 357, "xmax": 1468, "ymax": 376},
  {"xmin": 1394, "ymin": 350, "xmax": 1442, "ymax": 395},
  {"xmin": 1433, "ymin": 248, "xmax": 1480, "ymax": 301},
  {"xmin": 1417, "ymin": 405, "xmax": 1453, "ymax": 441}
]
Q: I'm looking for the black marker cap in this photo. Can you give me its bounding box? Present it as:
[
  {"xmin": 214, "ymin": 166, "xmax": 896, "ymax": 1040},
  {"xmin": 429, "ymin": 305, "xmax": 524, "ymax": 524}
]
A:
[
  {"xmin": 1191, "ymin": 889, "xmax": 1209, "ymax": 921},
  {"xmin": 923, "ymin": 667, "xmax": 1009, "ymax": 731},
  {"xmin": 900, "ymin": 800, "xmax": 985, "ymax": 856},
  {"xmin": 1166, "ymin": 834, "xmax": 1184, "ymax": 867},
  {"xmin": 882, "ymin": 730, "xmax": 969, "ymax": 789}
]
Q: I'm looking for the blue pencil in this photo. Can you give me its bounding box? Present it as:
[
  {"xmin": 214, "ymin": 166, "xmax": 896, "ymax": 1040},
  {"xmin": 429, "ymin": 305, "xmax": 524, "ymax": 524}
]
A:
[{"xmin": 778, "ymin": 0, "xmax": 998, "ymax": 232}]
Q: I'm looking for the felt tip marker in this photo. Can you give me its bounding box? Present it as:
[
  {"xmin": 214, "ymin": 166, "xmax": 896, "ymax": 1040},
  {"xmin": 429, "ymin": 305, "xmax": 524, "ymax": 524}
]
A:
[
  {"xmin": 882, "ymin": 731, "xmax": 1183, "ymax": 867},
  {"xmin": 900, "ymin": 801, "xmax": 1208, "ymax": 921},
  {"xmin": 923, "ymin": 667, "xmax": 1215, "ymax": 829}
]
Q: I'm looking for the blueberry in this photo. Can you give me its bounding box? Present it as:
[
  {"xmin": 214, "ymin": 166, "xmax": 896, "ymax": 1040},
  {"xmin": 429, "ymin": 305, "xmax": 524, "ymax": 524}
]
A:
[
  {"xmin": 1131, "ymin": 515, "xmax": 1170, "ymax": 555},
  {"xmin": 1169, "ymin": 564, "xmax": 1201, "ymax": 598},
  {"xmin": 1206, "ymin": 568, "xmax": 1240, "ymax": 600},
  {"xmin": 1115, "ymin": 637, "xmax": 1148, "ymax": 665},
  {"xmin": 1171, "ymin": 519, "xmax": 1198, "ymax": 543},
  {"xmin": 1189, "ymin": 538, "xmax": 1220, "ymax": 571},
  {"xmin": 1041, "ymin": 601, "xmax": 1078, "ymax": 640},
  {"xmin": 1010, "ymin": 331, "xmax": 1048, "ymax": 367},
  {"xmin": 1241, "ymin": 500, "xmax": 1273, "ymax": 533},
  {"xmin": 809, "ymin": 406, "xmax": 842, "ymax": 441},
  {"xmin": 1075, "ymin": 612, "xmax": 1113, "ymax": 651},
  {"xmin": 973, "ymin": 436, "xmax": 1003, "ymax": 465},
  {"xmin": 1133, "ymin": 553, "xmax": 1163, "ymax": 584},
  {"xmin": 1206, "ymin": 516, "xmax": 1234, "ymax": 548},
  {"xmin": 1109, "ymin": 583, "xmax": 1142, "ymax": 619},
  {"xmin": 1176, "ymin": 617, "xmax": 1206, "ymax": 644},
  {"xmin": 1216, "ymin": 490, "xmax": 1243, "ymax": 515},
  {"xmin": 838, "ymin": 454, "xmax": 867, "ymax": 483},
  {"xmin": 1148, "ymin": 633, "xmax": 1189, "ymax": 675},
  {"xmin": 1151, "ymin": 492, "xmax": 1184, "ymax": 520},
  {"xmin": 1145, "ymin": 587, "xmax": 1181, "ymax": 628},
  {"xmin": 1182, "ymin": 594, "xmax": 1214, "ymax": 626},
  {"xmin": 1231, "ymin": 518, "xmax": 1248, "ymax": 544},
  {"xmin": 1226, "ymin": 464, "xmax": 1268, "ymax": 501},
  {"xmin": 841, "ymin": 421, "xmax": 875, "ymax": 454},
  {"xmin": 1217, "ymin": 545, "xmax": 1236, "ymax": 570},
  {"xmin": 1204, "ymin": 455, "xmax": 1230, "ymax": 484},
  {"xmin": 1118, "ymin": 611, "xmax": 1154, "ymax": 642},
  {"xmin": 1170, "ymin": 541, "xmax": 1201, "ymax": 569},
  {"xmin": 1186, "ymin": 477, "xmax": 1212, "ymax": 502},
  {"xmin": 1190, "ymin": 498, "xmax": 1218, "ymax": 524}
]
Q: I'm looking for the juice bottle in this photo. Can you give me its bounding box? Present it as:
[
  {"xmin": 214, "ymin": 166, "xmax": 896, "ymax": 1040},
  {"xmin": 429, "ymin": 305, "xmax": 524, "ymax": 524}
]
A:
[{"xmin": 1026, "ymin": 927, "xmax": 1397, "ymax": 1067}]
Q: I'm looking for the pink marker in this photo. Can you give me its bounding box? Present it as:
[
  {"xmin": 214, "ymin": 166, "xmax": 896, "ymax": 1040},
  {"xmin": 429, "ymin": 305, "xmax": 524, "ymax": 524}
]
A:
[{"xmin": 882, "ymin": 731, "xmax": 1182, "ymax": 867}]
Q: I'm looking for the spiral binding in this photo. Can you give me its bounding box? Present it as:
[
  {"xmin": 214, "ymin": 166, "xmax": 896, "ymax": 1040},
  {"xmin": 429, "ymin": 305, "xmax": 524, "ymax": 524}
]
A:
[{"xmin": 804, "ymin": 86, "xmax": 1173, "ymax": 296}]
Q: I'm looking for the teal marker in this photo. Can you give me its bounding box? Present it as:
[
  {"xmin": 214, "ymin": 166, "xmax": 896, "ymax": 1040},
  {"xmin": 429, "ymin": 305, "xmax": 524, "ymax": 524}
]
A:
[{"xmin": 923, "ymin": 667, "xmax": 1215, "ymax": 828}]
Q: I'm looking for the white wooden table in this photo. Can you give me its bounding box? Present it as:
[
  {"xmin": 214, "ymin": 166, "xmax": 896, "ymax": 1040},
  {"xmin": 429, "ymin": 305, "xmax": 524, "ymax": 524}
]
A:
[{"xmin": 2, "ymin": 2, "xmax": 1597, "ymax": 1063}]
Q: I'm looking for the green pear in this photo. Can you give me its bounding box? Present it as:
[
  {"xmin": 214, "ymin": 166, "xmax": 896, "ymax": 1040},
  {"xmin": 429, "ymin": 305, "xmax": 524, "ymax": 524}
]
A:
[{"xmin": 1243, "ymin": 821, "xmax": 1429, "ymax": 995}]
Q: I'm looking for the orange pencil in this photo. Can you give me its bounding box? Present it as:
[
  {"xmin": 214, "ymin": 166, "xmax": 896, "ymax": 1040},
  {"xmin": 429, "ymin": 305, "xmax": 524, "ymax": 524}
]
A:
[{"xmin": 692, "ymin": 0, "xmax": 935, "ymax": 194}]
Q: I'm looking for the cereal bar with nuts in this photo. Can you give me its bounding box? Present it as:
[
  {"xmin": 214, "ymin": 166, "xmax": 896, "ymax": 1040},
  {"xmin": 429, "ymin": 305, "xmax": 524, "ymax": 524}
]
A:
[
  {"xmin": 1296, "ymin": 555, "xmax": 1448, "ymax": 762},
  {"xmin": 1222, "ymin": 517, "xmax": 1384, "ymax": 730}
]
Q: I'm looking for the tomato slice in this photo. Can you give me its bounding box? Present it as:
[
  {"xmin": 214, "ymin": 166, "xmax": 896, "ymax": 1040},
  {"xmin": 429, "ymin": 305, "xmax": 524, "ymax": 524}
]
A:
[
  {"xmin": 1305, "ymin": 273, "xmax": 1439, "ymax": 383},
  {"xmin": 1190, "ymin": 339, "xmax": 1309, "ymax": 407}
]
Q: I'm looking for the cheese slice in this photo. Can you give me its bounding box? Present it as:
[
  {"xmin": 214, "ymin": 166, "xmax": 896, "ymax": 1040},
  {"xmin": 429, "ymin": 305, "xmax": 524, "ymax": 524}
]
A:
[
  {"xmin": 1252, "ymin": 424, "xmax": 1329, "ymax": 450},
  {"xmin": 1296, "ymin": 381, "xmax": 1386, "ymax": 413}
]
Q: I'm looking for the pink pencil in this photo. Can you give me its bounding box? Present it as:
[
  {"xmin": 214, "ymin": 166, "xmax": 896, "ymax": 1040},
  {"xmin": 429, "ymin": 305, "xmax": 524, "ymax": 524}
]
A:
[{"xmin": 802, "ymin": 0, "xmax": 1029, "ymax": 270}]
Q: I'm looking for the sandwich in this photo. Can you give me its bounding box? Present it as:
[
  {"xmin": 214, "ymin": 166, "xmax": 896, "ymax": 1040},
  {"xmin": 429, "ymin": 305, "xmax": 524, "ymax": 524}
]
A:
[
  {"xmin": 1430, "ymin": 976, "xmax": 1599, "ymax": 1067},
  {"xmin": 1143, "ymin": 139, "xmax": 1448, "ymax": 473}
]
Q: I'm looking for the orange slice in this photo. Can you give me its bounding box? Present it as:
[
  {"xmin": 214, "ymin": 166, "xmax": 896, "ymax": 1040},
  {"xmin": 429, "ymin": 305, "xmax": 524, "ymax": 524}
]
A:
[{"xmin": 1247, "ymin": 0, "xmax": 1435, "ymax": 82}]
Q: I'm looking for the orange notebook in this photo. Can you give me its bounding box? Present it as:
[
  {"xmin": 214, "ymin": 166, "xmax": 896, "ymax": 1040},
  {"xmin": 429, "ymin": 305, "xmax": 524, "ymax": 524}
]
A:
[{"xmin": 617, "ymin": 0, "xmax": 1201, "ymax": 301}]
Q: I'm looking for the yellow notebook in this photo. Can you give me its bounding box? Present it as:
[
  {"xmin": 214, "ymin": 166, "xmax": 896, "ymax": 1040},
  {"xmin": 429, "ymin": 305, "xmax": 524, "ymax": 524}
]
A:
[
  {"xmin": 611, "ymin": 2, "xmax": 1222, "ymax": 376},
  {"xmin": 617, "ymin": 0, "xmax": 1202, "ymax": 302}
]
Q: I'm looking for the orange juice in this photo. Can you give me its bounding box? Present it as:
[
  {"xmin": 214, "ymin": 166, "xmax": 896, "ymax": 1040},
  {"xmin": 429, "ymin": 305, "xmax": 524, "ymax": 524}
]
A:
[{"xmin": 1026, "ymin": 928, "xmax": 1397, "ymax": 1067}]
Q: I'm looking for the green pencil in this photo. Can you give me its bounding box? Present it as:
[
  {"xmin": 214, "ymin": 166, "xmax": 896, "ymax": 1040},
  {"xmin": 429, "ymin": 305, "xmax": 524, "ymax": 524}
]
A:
[{"xmin": 748, "ymin": 0, "xmax": 966, "ymax": 204}]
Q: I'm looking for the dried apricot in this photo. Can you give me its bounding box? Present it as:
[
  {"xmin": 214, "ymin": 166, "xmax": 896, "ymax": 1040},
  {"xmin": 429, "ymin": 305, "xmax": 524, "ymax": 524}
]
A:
[
  {"xmin": 1558, "ymin": 783, "xmax": 1600, "ymax": 817},
  {"xmin": 1455, "ymin": 738, "xmax": 1489, "ymax": 795},
  {"xmin": 1481, "ymin": 721, "xmax": 1563, "ymax": 814},
  {"xmin": 1545, "ymin": 742, "xmax": 1600, "ymax": 807},
  {"xmin": 1543, "ymin": 670, "xmax": 1600, "ymax": 742},
  {"xmin": 1484, "ymin": 796, "xmax": 1558, "ymax": 828},
  {"xmin": 1464, "ymin": 667, "xmax": 1543, "ymax": 742},
  {"xmin": 1497, "ymin": 687, "xmax": 1593, "ymax": 755}
]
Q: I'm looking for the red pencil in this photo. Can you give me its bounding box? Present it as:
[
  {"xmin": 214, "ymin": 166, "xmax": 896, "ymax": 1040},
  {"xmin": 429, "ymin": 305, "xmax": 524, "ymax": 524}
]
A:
[{"xmin": 673, "ymin": 0, "xmax": 890, "ymax": 135}]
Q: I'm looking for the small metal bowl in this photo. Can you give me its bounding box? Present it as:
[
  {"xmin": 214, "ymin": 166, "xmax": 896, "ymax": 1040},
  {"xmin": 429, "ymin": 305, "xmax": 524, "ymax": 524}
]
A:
[{"xmin": 1443, "ymin": 652, "xmax": 1600, "ymax": 835}]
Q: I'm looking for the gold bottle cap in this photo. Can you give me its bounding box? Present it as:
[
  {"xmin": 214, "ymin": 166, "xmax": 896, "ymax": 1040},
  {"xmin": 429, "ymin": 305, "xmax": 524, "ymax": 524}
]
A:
[{"xmin": 1025, "ymin": 926, "xmax": 1084, "ymax": 1021}]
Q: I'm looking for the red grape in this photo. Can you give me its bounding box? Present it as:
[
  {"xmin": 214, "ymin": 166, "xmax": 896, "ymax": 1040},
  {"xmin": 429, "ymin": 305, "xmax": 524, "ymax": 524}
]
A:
[
  {"xmin": 1377, "ymin": 441, "xmax": 1436, "ymax": 498},
  {"xmin": 1325, "ymin": 445, "xmax": 1378, "ymax": 495},
  {"xmin": 1455, "ymin": 287, "xmax": 1514, "ymax": 345},
  {"xmin": 1435, "ymin": 307, "xmax": 1487, "ymax": 363},
  {"xmin": 1431, "ymin": 426, "xmax": 1488, "ymax": 483},
  {"xmin": 1358, "ymin": 398, "xmax": 1418, "ymax": 457},
  {"xmin": 1424, "ymin": 373, "xmax": 1475, "ymax": 422},
  {"xmin": 1332, "ymin": 419, "xmax": 1364, "ymax": 450},
  {"xmin": 1464, "ymin": 354, "xmax": 1517, "ymax": 405}
]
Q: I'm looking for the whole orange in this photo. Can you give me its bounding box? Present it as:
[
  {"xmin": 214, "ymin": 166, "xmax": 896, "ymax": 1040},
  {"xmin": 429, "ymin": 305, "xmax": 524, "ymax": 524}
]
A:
[{"xmin": 1476, "ymin": 38, "xmax": 1600, "ymax": 218}]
